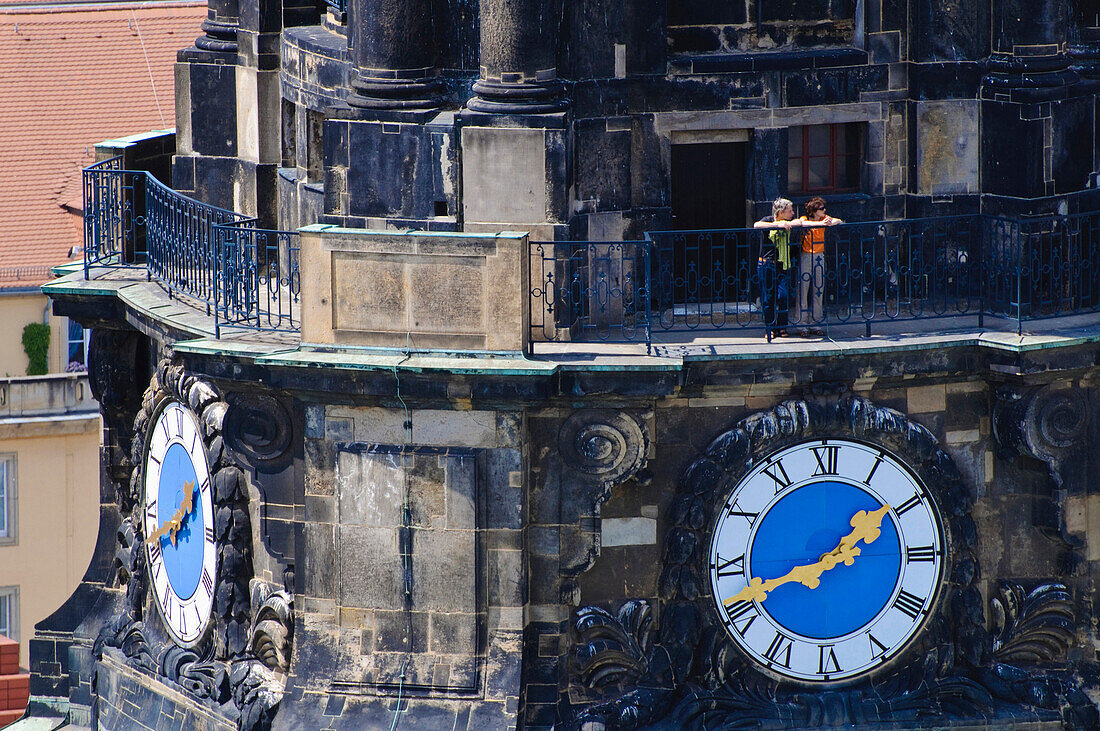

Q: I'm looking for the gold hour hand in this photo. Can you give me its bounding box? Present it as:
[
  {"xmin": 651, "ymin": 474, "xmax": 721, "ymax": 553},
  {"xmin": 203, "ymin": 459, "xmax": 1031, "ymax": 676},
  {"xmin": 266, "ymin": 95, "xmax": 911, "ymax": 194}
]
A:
[
  {"xmin": 723, "ymin": 505, "xmax": 890, "ymax": 607},
  {"xmin": 145, "ymin": 481, "xmax": 197, "ymax": 546}
]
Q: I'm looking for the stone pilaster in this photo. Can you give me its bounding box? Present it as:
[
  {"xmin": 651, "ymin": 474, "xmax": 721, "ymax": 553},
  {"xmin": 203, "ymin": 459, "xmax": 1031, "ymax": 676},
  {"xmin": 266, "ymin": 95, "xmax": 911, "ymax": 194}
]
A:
[
  {"xmin": 467, "ymin": 0, "xmax": 567, "ymax": 114},
  {"xmin": 346, "ymin": 0, "xmax": 440, "ymax": 110}
]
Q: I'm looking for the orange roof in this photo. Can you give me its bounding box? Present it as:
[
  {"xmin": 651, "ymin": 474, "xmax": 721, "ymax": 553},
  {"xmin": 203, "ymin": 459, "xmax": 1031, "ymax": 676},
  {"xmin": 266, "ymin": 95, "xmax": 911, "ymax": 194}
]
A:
[{"xmin": 0, "ymin": 1, "xmax": 205, "ymax": 289}]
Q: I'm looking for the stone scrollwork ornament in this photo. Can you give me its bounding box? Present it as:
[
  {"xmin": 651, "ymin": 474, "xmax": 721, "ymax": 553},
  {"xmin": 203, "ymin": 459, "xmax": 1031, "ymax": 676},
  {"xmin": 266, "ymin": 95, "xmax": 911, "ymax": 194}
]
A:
[
  {"xmin": 567, "ymin": 398, "xmax": 1098, "ymax": 730},
  {"xmin": 248, "ymin": 578, "xmax": 294, "ymax": 673},
  {"xmin": 559, "ymin": 409, "xmax": 648, "ymax": 489},
  {"xmin": 556, "ymin": 409, "xmax": 650, "ymax": 601},
  {"xmin": 993, "ymin": 385, "xmax": 1088, "ymax": 475},
  {"xmin": 993, "ymin": 385, "xmax": 1091, "ymax": 552},
  {"xmin": 223, "ymin": 393, "xmax": 295, "ymax": 468}
]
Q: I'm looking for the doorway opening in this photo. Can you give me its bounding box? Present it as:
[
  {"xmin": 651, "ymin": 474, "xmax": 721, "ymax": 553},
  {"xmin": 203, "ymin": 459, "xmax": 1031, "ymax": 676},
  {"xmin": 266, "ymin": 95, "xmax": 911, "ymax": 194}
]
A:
[{"xmin": 664, "ymin": 141, "xmax": 750, "ymax": 313}]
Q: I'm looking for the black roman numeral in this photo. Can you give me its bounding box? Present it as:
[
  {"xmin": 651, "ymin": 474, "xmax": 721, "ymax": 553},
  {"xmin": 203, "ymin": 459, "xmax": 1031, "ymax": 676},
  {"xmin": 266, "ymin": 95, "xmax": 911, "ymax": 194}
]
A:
[
  {"xmin": 713, "ymin": 554, "xmax": 745, "ymax": 578},
  {"xmin": 160, "ymin": 417, "xmax": 171, "ymax": 442},
  {"xmin": 179, "ymin": 609, "xmax": 188, "ymax": 635},
  {"xmin": 762, "ymin": 460, "xmax": 791, "ymax": 492},
  {"xmin": 202, "ymin": 568, "xmax": 214, "ymax": 597},
  {"xmin": 895, "ymin": 493, "xmax": 923, "ymax": 516},
  {"xmin": 868, "ymin": 633, "xmax": 888, "ymax": 658},
  {"xmin": 811, "ymin": 445, "xmax": 839, "ymax": 476},
  {"xmin": 200, "ymin": 478, "xmax": 210, "ymax": 496},
  {"xmin": 175, "ymin": 408, "xmax": 184, "ymax": 437},
  {"xmin": 148, "ymin": 540, "xmax": 162, "ymax": 563},
  {"xmin": 864, "ymin": 453, "xmax": 884, "ymax": 485},
  {"xmin": 146, "ymin": 501, "xmax": 157, "ymax": 520},
  {"xmin": 906, "ymin": 545, "xmax": 937, "ymax": 563},
  {"xmin": 205, "ymin": 525, "xmax": 215, "ymax": 543},
  {"xmin": 763, "ymin": 632, "xmax": 793, "ymax": 668},
  {"xmin": 893, "ymin": 589, "xmax": 926, "ymax": 619},
  {"xmin": 818, "ymin": 645, "xmax": 841, "ymax": 676},
  {"xmin": 726, "ymin": 505, "xmax": 758, "ymax": 524},
  {"xmin": 162, "ymin": 589, "xmax": 173, "ymax": 619},
  {"xmin": 726, "ymin": 600, "xmax": 757, "ymax": 636}
]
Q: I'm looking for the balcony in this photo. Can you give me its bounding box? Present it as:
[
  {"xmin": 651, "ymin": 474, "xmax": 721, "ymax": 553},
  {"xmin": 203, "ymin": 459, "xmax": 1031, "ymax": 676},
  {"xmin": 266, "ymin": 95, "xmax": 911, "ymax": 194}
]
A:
[
  {"xmin": 531, "ymin": 215, "xmax": 1100, "ymax": 354},
  {"xmin": 72, "ymin": 148, "xmax": 1100, "ymax": 364},
  {"xmin": 82, "ymin": 156, "xmax": 301, "ymax": 340}
]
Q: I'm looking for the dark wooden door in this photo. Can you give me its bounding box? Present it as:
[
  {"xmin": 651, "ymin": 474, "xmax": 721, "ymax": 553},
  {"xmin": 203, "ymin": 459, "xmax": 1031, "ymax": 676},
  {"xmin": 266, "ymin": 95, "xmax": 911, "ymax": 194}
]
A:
[
  {"xmin": 671, "ymin": 142, "xmax": 746, "ymax": 230},
  {"xmin": 667, "ymin": 142, "xmax": 748, "ymax": 309}
]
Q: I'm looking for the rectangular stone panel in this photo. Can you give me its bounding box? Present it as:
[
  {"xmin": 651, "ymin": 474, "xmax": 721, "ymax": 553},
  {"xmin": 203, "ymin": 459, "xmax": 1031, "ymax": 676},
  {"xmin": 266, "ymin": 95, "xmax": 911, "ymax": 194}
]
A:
[
  {"xmin": 331, "ymin": 254, "xmax": 409, "ymax": 334},
  {"xmin": 332, "ymin": 445, "xmax": 480, "ymax": 691},
  {"xmin": 917, "ymin": 99, "xmax": 980, "ymax": 195},
  {"xmin": 461, "ymin": 127, "xmax": 547, "ymax": 224},
  {"xmin": 409, "ymin": 256, "xmax": 485, "ymax": 332},
  {"xmin": 299, "ymin": 227, "xmax": 528, "ymax": 352}
]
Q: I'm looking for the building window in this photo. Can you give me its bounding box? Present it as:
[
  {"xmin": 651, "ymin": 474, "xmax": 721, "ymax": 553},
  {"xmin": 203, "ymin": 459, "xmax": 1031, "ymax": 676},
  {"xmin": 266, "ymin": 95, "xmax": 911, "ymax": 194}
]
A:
[
  {"xmin": 787, "ymin": 123, "xmax": 861, "ymax": 195},
  {"xmin": 0, "ymin": 587, "xmax": 17, "ymax": 641},
  {"xmin": 67, "ymin": 319, "xmax": 89, "ymax": 372},
  {"xmin": 0, "ymin": 455, "xmax": 16, "ymax": 546}
]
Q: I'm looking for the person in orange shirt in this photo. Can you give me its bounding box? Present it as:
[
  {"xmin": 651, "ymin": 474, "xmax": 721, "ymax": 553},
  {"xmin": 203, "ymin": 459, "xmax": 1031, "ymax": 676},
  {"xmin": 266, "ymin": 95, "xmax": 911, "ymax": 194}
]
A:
[{"xmin": 797, "ymin": 196, "xmax": 843, "ymax": 335}]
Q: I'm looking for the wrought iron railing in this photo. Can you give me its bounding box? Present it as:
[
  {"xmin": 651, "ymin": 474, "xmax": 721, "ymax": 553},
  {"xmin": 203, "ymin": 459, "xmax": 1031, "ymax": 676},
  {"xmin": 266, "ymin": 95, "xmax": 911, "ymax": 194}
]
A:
[
  {"xmin": 213, "ymin": 222, "xmax": 301, "ymax": 336},
  {"xmin": 530, "ymin": 241, "xmax": 652, "ymax": 350},
  {"xmin": 83, "ymin": 156, "xmax": 134, "ymax": 272},
  {"xmin": 144, "ymin": 174, "xmax": 250, "ymax": 311},
  {"xmin": 531, "ymin": 212, "xmax": 1100, "ymax": 350},
  {"xmin": 83, "ymin": 158, "xmax": 298, "ymax": 335},
  {"xmin": 84, "ymin": 156, "xmax": 1100, "ymax": 348}
]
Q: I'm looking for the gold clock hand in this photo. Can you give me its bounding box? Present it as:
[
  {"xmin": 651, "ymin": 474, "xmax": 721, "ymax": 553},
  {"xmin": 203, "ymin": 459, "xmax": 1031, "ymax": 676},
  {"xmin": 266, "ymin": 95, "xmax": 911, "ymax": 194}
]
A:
[
  {"xmin": 145, "ymin": 481, "xmax": 197, "ymax": 546},
  {"xmin": 723, "ymin": 505, "xmax": 890, "ymax": 607}
]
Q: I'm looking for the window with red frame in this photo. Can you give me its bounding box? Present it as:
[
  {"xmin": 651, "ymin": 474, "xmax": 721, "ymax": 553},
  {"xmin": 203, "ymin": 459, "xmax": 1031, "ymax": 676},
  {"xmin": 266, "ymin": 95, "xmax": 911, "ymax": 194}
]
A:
[{"xmin": 787, "ymin": 123, "xmax": 861, "ymax": 194}]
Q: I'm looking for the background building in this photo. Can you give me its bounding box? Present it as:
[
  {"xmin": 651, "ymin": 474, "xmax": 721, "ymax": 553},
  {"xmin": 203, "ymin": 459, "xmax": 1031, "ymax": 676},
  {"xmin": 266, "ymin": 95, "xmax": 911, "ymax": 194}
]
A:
[
  {"xmin": 0, "ymin": 0, "xmax": 203, "ymax": 702},
  {"xmin": 20, "ymin": 0, "xmax": 1100, "ymax": 729}
]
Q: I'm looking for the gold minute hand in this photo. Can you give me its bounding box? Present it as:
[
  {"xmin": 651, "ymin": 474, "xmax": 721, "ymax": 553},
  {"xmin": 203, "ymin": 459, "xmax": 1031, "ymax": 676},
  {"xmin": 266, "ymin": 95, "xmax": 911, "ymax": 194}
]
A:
[
  {"xmin": 723, "ymin": 504, "xmax": 891, "ymax": 607},
  {"xmin": 145, "ymin": 481, "xmax": 196, "ymax": 546}
]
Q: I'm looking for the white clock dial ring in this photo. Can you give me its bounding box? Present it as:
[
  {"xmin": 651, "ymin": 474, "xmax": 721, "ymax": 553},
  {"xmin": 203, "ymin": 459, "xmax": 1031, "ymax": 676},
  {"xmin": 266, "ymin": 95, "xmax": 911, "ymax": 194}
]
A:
[
  {"xmin": 142, "ymin": 400, "xmax": 217, "ymax": 647},
  {"xmin": 709, "ymin": 438, "xmax": 945, "ymax": 683}
]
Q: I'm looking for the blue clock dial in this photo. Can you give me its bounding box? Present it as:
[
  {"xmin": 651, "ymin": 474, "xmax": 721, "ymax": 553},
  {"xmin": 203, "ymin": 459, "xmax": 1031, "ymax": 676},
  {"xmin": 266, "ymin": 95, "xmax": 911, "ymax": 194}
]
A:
[
  {"xmin": 709, "ymin": 439, "xmax": 944, "ymax": 683},
  {"xmin": 157, "ymin": 443, "xmax": 204, "ymax": 601},
  {"xmin": 749, "ymin": 481, "xmax": 901, "ymax": 639},
  {"xmin": 143, "ymin": 401, "xmax": 217, "ymax": 647}
]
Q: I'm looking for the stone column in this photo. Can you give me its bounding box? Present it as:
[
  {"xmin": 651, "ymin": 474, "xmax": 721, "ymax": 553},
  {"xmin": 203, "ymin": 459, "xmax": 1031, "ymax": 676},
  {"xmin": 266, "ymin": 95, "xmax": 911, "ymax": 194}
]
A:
[
  {"xmin": 346, "ymin": 0, "xmax": 441, "ymax": 110},
  {"xmin": 979, "ymin": 0, "xmax": 1091, "ymax": 204},
  {"xmin": 195, "ymin": 0, "xmax": 239, "ymax": 53},
  {"xmin": 1069, "ymin": 0, "xmax": 1100, "ymax": 79},
  {"xmin": 467, "ymin": 0, "xmax": 567, "ymax": 113},
  {"xmin": 982, "ymin": 0, "xmax": 1075, "ymax": 103}
]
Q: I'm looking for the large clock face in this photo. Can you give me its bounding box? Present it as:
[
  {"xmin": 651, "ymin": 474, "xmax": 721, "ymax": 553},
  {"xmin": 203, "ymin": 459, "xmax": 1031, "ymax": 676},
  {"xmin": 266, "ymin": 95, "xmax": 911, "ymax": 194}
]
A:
[
  {"xmin": 142, "ymin": 400, "xmax": 217, "ymax": 647},
  {"xmin": 708, "ymin": 438, "xmax": 945, "ymax": 683}
]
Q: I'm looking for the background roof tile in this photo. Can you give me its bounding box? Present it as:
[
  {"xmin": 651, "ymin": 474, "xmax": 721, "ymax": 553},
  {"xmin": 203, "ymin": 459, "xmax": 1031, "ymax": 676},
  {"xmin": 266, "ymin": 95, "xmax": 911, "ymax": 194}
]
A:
[{"xmin": 0, "ymin": 1, "xmax": 204, "ymax": 288}]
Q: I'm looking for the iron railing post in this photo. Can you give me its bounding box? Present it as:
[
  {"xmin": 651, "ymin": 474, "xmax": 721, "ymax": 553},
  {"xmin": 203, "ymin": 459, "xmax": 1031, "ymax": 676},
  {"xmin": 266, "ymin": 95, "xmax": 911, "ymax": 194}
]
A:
[{"xmin": 644, "ymin": 239, "xmax": 652, "ymax": 355}]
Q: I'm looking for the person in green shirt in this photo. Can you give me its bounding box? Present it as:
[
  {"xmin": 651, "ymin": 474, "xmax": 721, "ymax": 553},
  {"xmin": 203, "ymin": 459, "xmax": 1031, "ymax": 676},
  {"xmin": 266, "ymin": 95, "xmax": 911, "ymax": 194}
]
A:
[{"xmin": 754, "ymin": 198, "xmax": 798, "ymax": 338}]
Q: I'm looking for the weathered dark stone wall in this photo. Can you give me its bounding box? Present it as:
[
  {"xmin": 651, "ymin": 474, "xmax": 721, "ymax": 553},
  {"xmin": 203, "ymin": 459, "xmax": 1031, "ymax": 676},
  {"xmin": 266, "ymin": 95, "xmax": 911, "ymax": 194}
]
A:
[
  {"xmin": 263, "ymin": 0, "xmax": 1100, "ymax": 239},
  {"xmin": 524, "ymin": 369, "xmax": 1100, "ymax": 729},
  {"xmin": 666, "ymin": 0, "xmax": 856, "ymax": 54}
]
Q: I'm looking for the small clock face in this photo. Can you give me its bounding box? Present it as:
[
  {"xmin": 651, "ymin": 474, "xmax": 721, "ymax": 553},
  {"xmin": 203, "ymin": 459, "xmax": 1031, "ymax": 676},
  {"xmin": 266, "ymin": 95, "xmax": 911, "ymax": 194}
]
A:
[
  {"xmin": 708, "ymin": 438, "xmax": 944, "ymax": 683},
  {"xmin": 142, "ymin": 400, "xmax": 217, "ymax": 647}
]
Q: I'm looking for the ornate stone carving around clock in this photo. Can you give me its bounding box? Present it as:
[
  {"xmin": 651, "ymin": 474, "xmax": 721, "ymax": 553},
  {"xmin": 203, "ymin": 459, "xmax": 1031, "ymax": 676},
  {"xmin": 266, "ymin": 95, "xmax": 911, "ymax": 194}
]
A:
[
  {"xmin": 95, "ymin": 362, "xmax": 294, "ymax": 731},
  {"xmin": 567, "ymin": 398, "xmax": 1098, "ymax": 729}
]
